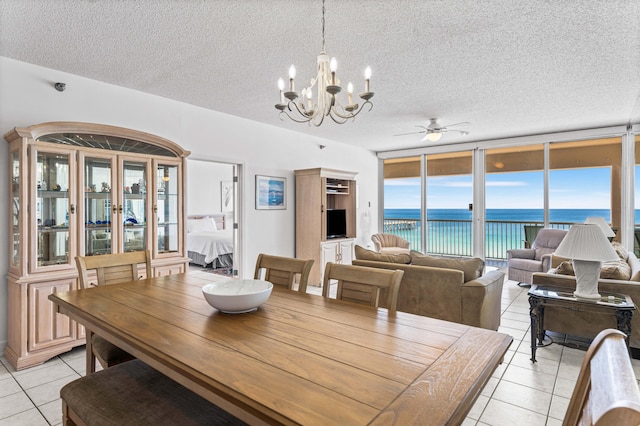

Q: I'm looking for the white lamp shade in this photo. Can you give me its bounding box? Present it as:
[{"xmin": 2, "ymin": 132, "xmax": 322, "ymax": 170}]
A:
[
  {"xmin": 554, "ymin": 224, "xmax": 618, "ymax": 262},
  {"xmin": 584, "ymin": 216, "xmax": 615, "ymax": 238}
]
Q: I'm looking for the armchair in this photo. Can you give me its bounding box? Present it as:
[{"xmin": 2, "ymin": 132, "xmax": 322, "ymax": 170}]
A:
[
  {"xmin": 371, "ymin": 233, "xmax": 410, "ymax": 255},
  {"xmin": 507, "ymin": 228, "xmax": 567, "ymax": 285}
]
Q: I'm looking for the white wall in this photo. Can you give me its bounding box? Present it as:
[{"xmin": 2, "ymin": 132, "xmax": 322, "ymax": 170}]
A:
[
  {"xmin": 186, "ymin": 159, "xmax": 234, "ymax": 219},
  {"xmin": 0, "ymin": 57, "xmax": 379, "ymax": 348}
]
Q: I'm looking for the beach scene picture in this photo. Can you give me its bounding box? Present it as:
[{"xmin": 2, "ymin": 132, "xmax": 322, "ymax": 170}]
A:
[{"xmin": 256, "ymin": 175, "xmax": 286, "ymax": 210}]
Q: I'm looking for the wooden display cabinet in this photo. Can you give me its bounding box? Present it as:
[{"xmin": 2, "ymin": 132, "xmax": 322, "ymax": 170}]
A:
[
  {"xmin": 4, "ymin": 122, "xmax": 190, "ymax": 369},
  {"xmin": 295, "ymin": 168, "xmax": 357, "ymax": 286}
]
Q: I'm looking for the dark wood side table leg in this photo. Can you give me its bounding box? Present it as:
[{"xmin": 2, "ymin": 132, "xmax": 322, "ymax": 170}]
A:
[
  {"xmin": 616, "ymin": 309, "xmax": 633, "ymax": 350},
  {"xmin": 529, "ymin": 296, "xmax": 542, "ymax": 362}
]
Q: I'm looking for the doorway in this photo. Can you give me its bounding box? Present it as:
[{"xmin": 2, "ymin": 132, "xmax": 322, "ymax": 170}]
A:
[{"xmin": 186, "ymin": 159, "xmax": 241, "ymax": 276}]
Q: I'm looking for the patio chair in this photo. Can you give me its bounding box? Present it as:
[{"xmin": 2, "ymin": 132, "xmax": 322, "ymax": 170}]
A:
[
  {"xmin": 253, "ymin": 253, "xmax": 314, "ymax": 293},
  {"xmin": 75, "ymin": 250, "xmax": 152, "ymax": 374},
  {"xmin": 322, "ymin": 263, "xmax": 404, "ymax": 313},
  {"xmin": 507, "ymin": 228, "xmax": 567, "ymax": 286},
  {"xmin": 371, "ymin": 233, "xmax": 410, "ymax": 254},
  {"xmin": 564, "ymin": 329, "xmax": 640, "ymax": 425},
  {"xmin": 523, "ymin": 224, "xmax": 543, "ymax": 248}
]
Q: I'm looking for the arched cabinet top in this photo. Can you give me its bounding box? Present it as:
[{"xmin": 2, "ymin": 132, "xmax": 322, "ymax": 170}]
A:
[{"xmin": 5, "ymin": 121, "xmax": 190, "ymax": 158}]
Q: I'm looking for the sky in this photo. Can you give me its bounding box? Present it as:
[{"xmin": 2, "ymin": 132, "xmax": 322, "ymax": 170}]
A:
[{"xmin": 384, "ymin": 166, "xmax": 636, "ymax": 209}]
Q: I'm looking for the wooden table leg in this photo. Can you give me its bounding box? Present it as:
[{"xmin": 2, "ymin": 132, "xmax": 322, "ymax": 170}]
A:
[{"xmin": 85, "ymin": 329, "xmax": 96, "ymax": 375}]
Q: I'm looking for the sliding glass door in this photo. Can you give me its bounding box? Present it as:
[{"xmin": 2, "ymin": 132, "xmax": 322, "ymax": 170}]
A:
[
  {"xmin": 549, "ymin": 137, "xmax": 621, "ymax": 233},
  {"xmin": 382, "ymin": 134, "xmax": 626, "ymax": 261},
  {"xmin": 485, "ymin": 144, "xmax": 544, "ymax": 259},
  {"xmin": 426, "ymin": 151, "xmax": 473, "ymax": 257},
  {"xmin": 383, "ymin": 157, "xmax": 421, "ymax": 250}
]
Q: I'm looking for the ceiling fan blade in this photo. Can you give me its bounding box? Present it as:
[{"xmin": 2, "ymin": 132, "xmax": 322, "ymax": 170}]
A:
[
  {"xmin": 393, "ymin": 130, "xmax": 426, "ymax": 137},
  {"xmin": 444, "ymin": 121, "xmax": 471, "ymax": 128},
  {"xmin": 448, "ymin": 129, "xmax": 470, "ymax": 135}
]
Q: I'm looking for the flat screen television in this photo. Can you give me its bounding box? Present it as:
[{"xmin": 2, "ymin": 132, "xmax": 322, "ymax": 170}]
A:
[{"xmin": 326, "ymin": 209, "xmax": 347, "ymax": 239}]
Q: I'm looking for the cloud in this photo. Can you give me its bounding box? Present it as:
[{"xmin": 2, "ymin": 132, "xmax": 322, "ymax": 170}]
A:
[
  {"xmin": 384, "ymin": 178, "xmax": 421, "ymax": 186},
  {"xmin": 440, "ymin": 182, "xmax": 472, "ymax": 187}
]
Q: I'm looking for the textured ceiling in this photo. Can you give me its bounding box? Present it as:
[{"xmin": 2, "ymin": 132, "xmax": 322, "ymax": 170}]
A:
[{"xmin": 1, "ymin": 0, "xmax": 639, "ymax": 153}]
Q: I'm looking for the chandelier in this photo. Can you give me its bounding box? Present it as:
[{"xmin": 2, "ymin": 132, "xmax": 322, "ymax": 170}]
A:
[{"xmin": 274, "ymin": 0, "xmax": 374, "ymax": 126}]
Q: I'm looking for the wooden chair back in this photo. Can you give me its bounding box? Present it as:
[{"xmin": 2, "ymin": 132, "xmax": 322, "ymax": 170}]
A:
[
  {"xmin": 76, "ymin": 250, "xmax": 152, "ymax": 288},
  {"xmin": 253, "ymin": 254, "xmax": 314, "ymax": 293},
  {"xmin": 75, "ymin": 250, "xmax": 151, "ymax": 373},
  {"xmin": 564, "ymin": 329, "xmax": 640, "ymax": 425},
  {"xmin": 322, "ymin": 263, "xmax": 404, "ymax": 313}
]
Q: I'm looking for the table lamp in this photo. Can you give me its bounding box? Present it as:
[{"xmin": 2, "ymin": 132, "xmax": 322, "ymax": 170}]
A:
[
  {"xmin": 584, "ymin": 216, "xmax": 615, "ymax": 239},
  {"xmin": 554, "ymin": 223, "xmax": 619, "ymax": 301}
]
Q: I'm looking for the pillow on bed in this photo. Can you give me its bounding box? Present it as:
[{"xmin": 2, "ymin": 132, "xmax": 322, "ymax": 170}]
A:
[{"xmin": 188, "ymin": 217, "xmax": 217, "ymax": 233}]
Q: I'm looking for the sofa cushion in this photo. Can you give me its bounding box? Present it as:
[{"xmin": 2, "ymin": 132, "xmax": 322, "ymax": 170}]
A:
[
  {"xmin": 411, "ymin": 254, "xmax": 484, "ymax": 282},
  {"xmin": 556, "ymin": 259, "xmax": 632, "ymax": 281},
  {"xmin": 354, "ymin": 245, "xmax": 411, "ymax": 264},
  {"xmin": 379, "ymin": 247, "xmax": 411, "ymax": 255}
]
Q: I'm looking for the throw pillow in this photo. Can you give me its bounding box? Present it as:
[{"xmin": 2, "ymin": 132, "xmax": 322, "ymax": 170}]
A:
[
  {"xmin": 354, "ymin": 245, "xmax": 411, "ymax": 264},
  {"xmin": 611, "ymin": 241, "xmax": 629, "ymax": 262},
  {"xmin": 600, "ymin": 260, "xmax": 632, "ymax": 280},
  {"xmin": 411, "ymin": 254, "xmax": 484, "ymax": 282},
  {"xmin": 555, "ymin": 261, "xmax": 574, "ymax": 276},
  {"xmin": 555, "ymin": 259, "xmax": 632, "ymax": 281}
]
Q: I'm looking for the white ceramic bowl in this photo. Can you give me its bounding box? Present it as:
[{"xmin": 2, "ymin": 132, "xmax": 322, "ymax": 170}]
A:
[{"xmin": 202, "ymin": 279, "xmax": 273, "ymax": 313}]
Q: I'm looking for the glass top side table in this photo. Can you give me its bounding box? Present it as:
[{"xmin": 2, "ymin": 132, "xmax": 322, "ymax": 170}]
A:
[{"xmin": 528, "ymin": 285, "xmax": 636, "ymax": 362}]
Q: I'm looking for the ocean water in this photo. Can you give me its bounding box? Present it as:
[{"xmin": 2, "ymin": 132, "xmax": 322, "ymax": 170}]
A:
[
  {"xmin": 382, "ymin": 208, "xmax": 634, "ymax": 258},
  {"xmin": 384, "ymin": 208, "xmax": 618, "ymax": 223}
]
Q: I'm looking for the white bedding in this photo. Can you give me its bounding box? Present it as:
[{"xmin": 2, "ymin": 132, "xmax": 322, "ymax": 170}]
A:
[{"xmin": 187, "ymin": 229, "xmax": 234, "ymax": 264}]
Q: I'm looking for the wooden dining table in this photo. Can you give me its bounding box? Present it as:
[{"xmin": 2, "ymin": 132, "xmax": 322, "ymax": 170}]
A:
[{"xmin": 49, "ymin": 272, "xmax": 512, "ymax": 425}]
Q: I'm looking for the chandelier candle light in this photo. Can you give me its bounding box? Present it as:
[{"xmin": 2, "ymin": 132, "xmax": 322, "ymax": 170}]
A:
[
  {"xmin": 554, "ymin": 223, "xmax": 619, "ymax": 301},
  {"xmin": 275, "ymin": 0, "xmax": 374, "ymax": 126}
]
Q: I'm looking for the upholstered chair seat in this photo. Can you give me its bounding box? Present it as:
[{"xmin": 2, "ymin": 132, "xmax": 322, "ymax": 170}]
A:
[
  {"xmin": 507, "ymin": 228, "xmax": 567, "ymax": 285},
  {"xmin": 371, "ymin": 233, "xmax": 410, "ymax": 254}
]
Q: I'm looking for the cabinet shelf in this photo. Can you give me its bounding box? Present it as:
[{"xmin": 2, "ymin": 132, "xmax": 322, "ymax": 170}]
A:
[
  {"xmin": 37, "ymin": 190, "xmax": 69, "ymax": 198},
  {"xmin": 326, "ymin": 178, "xmax": 350, "ymax": 195}
]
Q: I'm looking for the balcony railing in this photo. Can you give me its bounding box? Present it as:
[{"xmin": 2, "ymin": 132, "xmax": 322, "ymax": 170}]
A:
[{"xmin": 383, "ymin": 218, "xmax": 573, "ymax": 260}]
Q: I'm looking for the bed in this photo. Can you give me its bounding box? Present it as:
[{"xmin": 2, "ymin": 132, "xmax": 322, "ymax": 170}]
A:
[{"xmin": 186, "ymin": 214, "xmax": 234, "ymax": 268}]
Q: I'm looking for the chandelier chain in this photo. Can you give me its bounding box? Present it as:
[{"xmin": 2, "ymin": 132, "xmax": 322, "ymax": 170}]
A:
[{"xmin": 321, "ymin": 0, "xmax": 326, "ymax": 52}]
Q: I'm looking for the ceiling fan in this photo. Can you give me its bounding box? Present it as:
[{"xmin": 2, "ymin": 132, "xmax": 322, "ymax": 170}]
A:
[{"xmin": 394, "ymin": 119, "xmax": 470, "ymax": 142}]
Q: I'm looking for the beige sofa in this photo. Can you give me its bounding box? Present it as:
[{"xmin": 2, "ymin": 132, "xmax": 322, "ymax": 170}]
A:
[
  {"xmin": 531, "ymin": 248, "xmax": 640, "ymax": 350},
  {"xmin": 352, "ymin": 246, "xmax": 505, "ymax": 330}
]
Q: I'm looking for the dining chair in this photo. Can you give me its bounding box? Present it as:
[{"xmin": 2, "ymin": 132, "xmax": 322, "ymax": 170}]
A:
[
  {"xmin": 322, "ymin": 263, "xmax": 404, "ymax": 313},
  {"xmin": 253, "ymin": 253, "xmax": 314, "ymax": 293},
  {"xmin": 75, "ymin": 250, "xmax": 152, "ymax": 374},
  {"xmin": 564, "ymin": 328, "xmax": 640, "ymax": 425}
]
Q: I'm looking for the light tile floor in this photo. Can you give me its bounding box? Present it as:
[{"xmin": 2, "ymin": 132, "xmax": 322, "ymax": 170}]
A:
[{"xmin": 1, "ymin": 269, "xmax": 639, "ymax": 426}]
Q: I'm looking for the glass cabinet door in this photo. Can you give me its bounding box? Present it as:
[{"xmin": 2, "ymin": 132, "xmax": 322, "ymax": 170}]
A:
[
  {"xmin": 83, "ymin": 157, "xmax": 114, "ymax": 256},
  {"xmin": 35, "ymin": 151, "xmax": 72, "ymax": 268},
  {"xmin": 122, "ymin": 160, "xmax": 148, "ymax": 253},
  {"xmin": 156, "ymin": 162, "xmax": 180, "ymax": 254},
  {"xmin": 11, "ymin": 150, "xmax": 20, "ymax": 268}
]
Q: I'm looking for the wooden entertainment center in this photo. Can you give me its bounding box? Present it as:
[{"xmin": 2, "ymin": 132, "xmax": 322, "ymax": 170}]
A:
[{"xmin": 295, "ymin": 168, "xmax": 357, "ymax": 286}]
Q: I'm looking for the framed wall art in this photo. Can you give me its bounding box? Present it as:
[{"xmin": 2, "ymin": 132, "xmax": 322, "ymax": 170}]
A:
[
  {"xmin": 255, "ymin": 175, "xmax": 286, "ymax": 210},
  {"xmin": 220, "ymin": 181, "xmax": 233, "ymax": 212}
]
